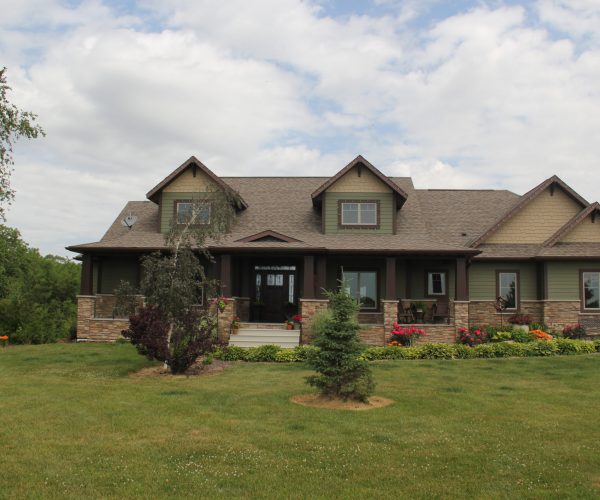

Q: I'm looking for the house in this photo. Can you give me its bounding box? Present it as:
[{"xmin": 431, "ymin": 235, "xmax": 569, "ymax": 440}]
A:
[{"xmin": 67, "ymin": 155, "xmax": 600, "ymax": 346}]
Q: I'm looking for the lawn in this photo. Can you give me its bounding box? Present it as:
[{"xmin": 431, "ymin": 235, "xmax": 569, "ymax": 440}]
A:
[{"xmin": 1, "ymin": 344, "xmax": 599, "ymax": 499}]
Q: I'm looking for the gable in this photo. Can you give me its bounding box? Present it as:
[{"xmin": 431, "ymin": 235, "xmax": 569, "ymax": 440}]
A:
[
  {"xmin": 235, "ymin": 230, "xmax": 302, "ymax": 243},
  {"xmin": 326, "ymin": 165, "xmax": 392, "ymax": 193},
  {"xmin": 485, "ymin": 186, "xmax": 583, "ymax": 244},
  {"xmin": 560, "ymin": 213, "xmax": 600, "ymax": 243},
  {"xmin": 162, "ymin": 166, "xmax": 215, "ymax": 192}
]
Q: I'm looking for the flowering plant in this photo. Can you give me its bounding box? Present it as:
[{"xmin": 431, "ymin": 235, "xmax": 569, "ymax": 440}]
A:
[
  {"xmin": 530, "ymin": 329, "xmax": 553, "ymax": 341},
  {"xmin": 0, "ymin": 335, "xmax": 8, "ymax": 347},
  {"xmin": 231, "ymin": 316, "xmax": 241, "ymax": 329},
  {"xmin": 508, "ymin": 314, "xmax": 531, "ymax": 326},
  {"xmin": 292, "ymin": 314, "xmax": 302, "ymax": 323},
  {"xmin": 562, "ymin": 323, "xmax": 586, "ymax": 339},
  {"xmin": 389, "ymin": 323, "xmax": 426, "ymax": 346},
  {"xmin": 457, "ymin": 327, "xmax": 485, "ymax": 346},
  {"xmin": 211, "ymin": 296, "xmax": 229, "ymax": 312}
]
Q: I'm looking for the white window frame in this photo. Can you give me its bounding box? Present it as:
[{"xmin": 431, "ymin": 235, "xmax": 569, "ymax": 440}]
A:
[
  {"xmin": 340, "ymin": 202, "xmax": 378, "ymax": 226},
  {"xmin": 427, "ymin": 271, "xmax": 447, "ymax": 296}
]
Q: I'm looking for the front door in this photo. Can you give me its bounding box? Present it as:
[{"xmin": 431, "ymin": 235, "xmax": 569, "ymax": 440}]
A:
[{"xmin": 253, "ymin": 266, "xmax": 297, "ymax": 322}]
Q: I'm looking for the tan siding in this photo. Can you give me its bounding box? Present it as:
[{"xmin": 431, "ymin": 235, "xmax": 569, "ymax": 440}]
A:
[
  {"xmin": 163, "ymin": 167, "xmax": 215, "ymax": 192},
  {"xmin": 560, "ymin": 215, "xmax": 600, "ymax": 242},
  {"xmin": 324, "ymin": 192, "xmax": 394, "ymax": 234},
  {"xmin": 486, "ymin": 188, "xmax": 582, "ymax": 243},
  {"xmin": 469, "ymin": 262, "xmax": 537, "ymax": 301},
  {"xmin": 327, "ymin": 166, "xmax": 392, "ymax": 193}
]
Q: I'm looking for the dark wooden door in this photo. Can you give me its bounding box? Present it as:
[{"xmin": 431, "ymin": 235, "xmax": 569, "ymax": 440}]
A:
[{"xmin": 254, "ymin": 269, "xmax": 296, "ymax": 322}]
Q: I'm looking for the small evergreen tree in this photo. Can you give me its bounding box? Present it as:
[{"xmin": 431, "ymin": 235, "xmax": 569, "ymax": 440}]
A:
[{"xmin": 306, "ymin": 284, "xmax": 375, "ymax": 402}]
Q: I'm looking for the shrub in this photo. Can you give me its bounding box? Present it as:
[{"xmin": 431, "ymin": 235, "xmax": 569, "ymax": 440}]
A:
[
  {"xmin": 389, "ymin": 324, "xmax": 426, "ymax": 346},
  {"xmin": 511, "ymin": 329, "xmax": 533, "ymax": 343},
  {"xmin": 530, "ymin": 321, "xmax": 549, "ymax": 332},
  {"xmin": 508, "ymin": 314, "xmax": 531, "ymax": 325},
  {"xmin": 212, "ymin": 345, "xmax": 247, "ymax": 361},
  {"xmin": 122, "ymin": 305, "xmax": 216, "ymax": 374},
  {"xmin": 418, "ymin": 343, "xmax": 455, "ymax": 359},
  {"xmin": 457, "ymin": 327, "xmax": 486, "ymax": 346},
  {"xmin": 246, "ymin": 344, "xmax": 280, "ymax": 362},
  {"xmin": 361, "ymin": 345, "xmax": 419, "ymax": 360},
  {"xmin": 306, "ymin": 285, "xmax": 375, "ymax": 402},
  {"xmin": 594, "ymin": 339, "xmax": 600, "ymax": 352},
  {"xmin": 490, "ymin": 331, "xmax": 513, "ymax": 342},
  {"xmin": 523, "ymin": 341, "xmax": 558, "ymax": 357},
  {"xmin": 562, "ymin": 323, "xmax": 586, "ymax": 339},
  {"xmin": 555, "ymin": 338, "xmax": 596, "ymax": 355}
]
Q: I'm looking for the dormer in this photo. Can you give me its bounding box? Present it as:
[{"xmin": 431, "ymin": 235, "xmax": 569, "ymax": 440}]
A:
[
  {"xmin": 146, "ymin": 156, "xmax": 247, "ymax": 234},
  {"xmin": 311, "ymin": 155, "xmax": 407, "ymax": 235}
]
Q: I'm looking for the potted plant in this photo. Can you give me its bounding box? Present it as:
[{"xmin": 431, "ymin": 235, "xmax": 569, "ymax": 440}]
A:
[
  {"xmin": 508, "ymin": 314, "xmax": 531, "ymax": 332},
  {"xmin": 210, "ymin": 296, "xmax": 229, "ymax": 313},
  {"xmin": 230, "ymin": 316, "xmax": 241, "ymax": 334},
  {"xmin": 411, "ymin": 301, "xmax": 427, "ymax": 323},
  {"xmin": 292, "ymin": 314, "xmax": 302, "ymax": 330},
  {"xmin": 285, "ymin": 320, "xmax": 294, "ymax": 330}
]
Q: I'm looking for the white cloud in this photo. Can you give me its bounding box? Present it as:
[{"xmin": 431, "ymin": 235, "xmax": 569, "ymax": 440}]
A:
[{"xmin": 1, "ymin": 0, "xmax": 600, "ymax": 255}]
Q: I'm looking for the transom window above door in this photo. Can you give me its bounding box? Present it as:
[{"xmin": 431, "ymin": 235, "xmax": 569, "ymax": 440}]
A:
[
  {"xmin": 340, "ymin": 201, "xmax": 378, "ymax": 227},
  {"xmin": 342, "ymin": 270, "xmax": 377, "ymax": 309}
]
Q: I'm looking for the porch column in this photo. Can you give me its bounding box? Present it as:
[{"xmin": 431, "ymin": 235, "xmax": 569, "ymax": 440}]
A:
[
  {"xmin": 316, "ymin": 256, "xmax": 327, "ymax": 299},
  {"xmin": 456, "ymin": 257, "xmax": 469, "ymax": 301},
  {"xmin": 385, "ymin": 257, "xmax": 397, "ymax": 300},
  {"xmin": 220, "ymin": 254, "xmax": 232, "ymax": 296},
  {"xmin": 303, "ymin": 255, "xmax": 315, "ymax": 299},
  {"xmin": 80, "ymin": 254, "xmax": 93, "ymax": 295}
]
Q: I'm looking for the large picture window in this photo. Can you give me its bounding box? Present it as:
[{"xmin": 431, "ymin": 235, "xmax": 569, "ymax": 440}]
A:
[
  {"xmin": 426, "ymin": 271, "xmax": 447, "ymax": 297},
  {"xmin": 340, "ymin": 201, "xmax": 378, "ymax": 227},
  {"xmin": 342, "ymin": 270, "xmax": 377, "ymax": 309},
  {"xmin": 497, "ymin": 271, "xmax": 518, "ymax": 310},
  {"xmin": 582, "ymin": 271, "xmax": 600, "ymax": 310},
  {"xmin": 176, "ymin": 201, "xmax": 211, "ymax": 225}
]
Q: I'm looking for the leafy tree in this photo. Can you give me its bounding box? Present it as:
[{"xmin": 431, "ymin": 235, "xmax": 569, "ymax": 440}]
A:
[
  {"xmin": 306, "ymin": 284, "xmax": 375, "ymax": 402},
  {"xmin": 122, "ymin": 186, "xmax": 241, "ymax": 373},
  {"xmin": 0, "ymin": 67, "xmax": 45, "ymax": 219},
  {"xmin": 0, "ymin": 224, "xmax": 79, "ymax": 343}
]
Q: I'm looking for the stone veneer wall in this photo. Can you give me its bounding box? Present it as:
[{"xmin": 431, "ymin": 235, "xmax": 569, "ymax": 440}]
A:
[
  {"xmin": 544, "ymin": 301, "xmax": 580, "ymax": 332},
  {"xmin": 300, "ymin": 299, "xmax": 329, "ymax": 344},
  {"xmin": 359, "ymin": 325, "xmax": 386, "ymax": 345},
  {"xmin": 76, "ymin": 295, "xmax": 129, "ymax": 341}
]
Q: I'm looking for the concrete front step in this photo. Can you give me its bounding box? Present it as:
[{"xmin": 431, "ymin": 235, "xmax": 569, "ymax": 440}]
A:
[
  {"xmin": 229, "ymin": 328, "xmax": 300, "ymax": 348},
  {"xmin": 238, "ymin": 322, "xmax": 296, "ymax": 330}
]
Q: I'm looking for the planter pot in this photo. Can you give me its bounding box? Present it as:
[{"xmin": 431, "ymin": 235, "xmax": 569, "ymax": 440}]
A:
[
  {"xmin": 286, "ymin": 323, "xmax": 294, "ymax": 330},
  {"xmin": 514, "ymin": 325, "xmax": 529, "ymax": 333},
  {"xmin": 231, "ymin": 327, "xmax": 239, "ymax": 335}
]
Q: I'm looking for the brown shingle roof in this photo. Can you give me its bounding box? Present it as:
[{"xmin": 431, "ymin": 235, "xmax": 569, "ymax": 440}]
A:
[{"xmin": 67, "ymin": 170, "xmax": 600, "ymax": 259}]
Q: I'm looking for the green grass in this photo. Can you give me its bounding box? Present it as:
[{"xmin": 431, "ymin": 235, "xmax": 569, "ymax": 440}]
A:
[{"xmin": 1, "ymin": 344, "xmax": 599, "ymax": 499}]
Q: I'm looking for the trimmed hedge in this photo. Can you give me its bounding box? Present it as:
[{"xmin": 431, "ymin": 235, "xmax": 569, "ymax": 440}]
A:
[{"xmin": 213, "ymin": 340, "xmax": 600, "ymax": 363}]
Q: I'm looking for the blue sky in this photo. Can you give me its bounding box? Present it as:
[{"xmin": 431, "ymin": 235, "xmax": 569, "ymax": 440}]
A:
[{"xmin": 1, "ymin": 0, "xmax": 599, "ymax": 256}]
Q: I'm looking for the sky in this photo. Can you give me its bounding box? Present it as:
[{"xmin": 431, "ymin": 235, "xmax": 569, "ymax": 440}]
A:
[{"xmin": 1, "ymin": 0, "xmax": 599, "ymax": 257}]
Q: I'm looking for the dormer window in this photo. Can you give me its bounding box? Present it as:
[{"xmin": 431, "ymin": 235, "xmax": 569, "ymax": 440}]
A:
[
  {"xmin": 176, "ymin": 201, "xmax": 211, "ymax": 225},
  {"xmin": 339, "ymin": 201, "xmax": 379, "ymax": 228}
]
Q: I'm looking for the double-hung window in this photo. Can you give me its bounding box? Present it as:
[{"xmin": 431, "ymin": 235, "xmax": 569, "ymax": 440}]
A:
[
  {"xmin": 427, "ymin": 271, "xmax": 447, "ymax": 297},
  {"xmin": 582, "ymin": 271, "xmax": 600, "ymax": 310},
  {"xmin": 497, "ymin": 271, "xmax": 518, "ymax": 310},
  {"xmin": 176, "ymin": 201, "xmax": 211, "ymax": 225},
  {"xmin": 340, "ymin": 202, "xmax": 378, "ymax": 227}
]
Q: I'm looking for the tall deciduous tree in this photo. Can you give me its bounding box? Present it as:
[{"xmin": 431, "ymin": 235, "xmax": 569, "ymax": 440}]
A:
[
  {"xmin": 123, "ymin": 186, "xmax": 241, "ymax": 373},
  {"xmin": 0, "ymin": 67, "xmax": 45, "ymax": 219}
]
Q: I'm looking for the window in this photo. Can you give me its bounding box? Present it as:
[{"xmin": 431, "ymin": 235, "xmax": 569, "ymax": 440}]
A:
[
  {"xmin": 176, "ymin": 201, "xmax": 211, "ymax": 225},
  {"xmin": 427, "ymin": 271, "xmax": 447, "ymax": 296},
  {"xmin": 340, "ymin": 202, "xmax": 378, "ymax": 226},
  {"xmin": 582, "ymin": 271, "xmax": 600, "ymax": 310},
  {"xmin": 342, "ymin": 270, "xmax": 377, "ymax": 309},
  {"xmin": 497, "ymin": 271, "xmax": 518, "ymax": 310}
]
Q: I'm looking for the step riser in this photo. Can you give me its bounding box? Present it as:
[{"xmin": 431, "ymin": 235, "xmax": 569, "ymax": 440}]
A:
[
  {"xmin": 229, "ymin": 340, "xmax": 300, "ymax": 348},
  {"xmin": 234, "ymin": 329, "xmax": 297, "ymax": 336}
]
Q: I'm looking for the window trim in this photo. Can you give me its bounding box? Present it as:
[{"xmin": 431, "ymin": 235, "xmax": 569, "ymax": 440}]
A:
[
  {"xmin": 341, "ymin": 268, "xmax": 379, "ymax": 311},
  {"xmin": 174, "ymin": 199, "xmax": 212, "ymax": 226},
  {"xmin": 580, "ymin": 269, "xmax": 600, "ymax": 312},
  {"xmin": 425, "ymin": 269, "xmax": 448, "ymax": 298},
  {"xmin": 496, "ymin": 270, "xmax": 520, "ymax": 311},
  {"xmin": 338, "ymin": 200, "xmax": 380, "ymax": 229}
]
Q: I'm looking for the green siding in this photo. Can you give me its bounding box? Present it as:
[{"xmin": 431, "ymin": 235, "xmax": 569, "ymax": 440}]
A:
[
  {"xmin": 406, "ymin": 260, "xmax": 456, "ymax": 300},
  {"xmin": 546, "ymin": 261, "xmax": 600, "ymax": 300},
  {"xmin": 469, "ymin": 262, "xmax": 537, "ymax": 301},
  {"xmin": 99, "ymin": 257, "xmax": 140, "ymax": 294},
  {"xmin": 323, "ymin": 192, "xmax": 394, "ymax": 234},
  {"xmin": 160, "ymin": 192, "xmax": 211, "ymax": 234}
]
